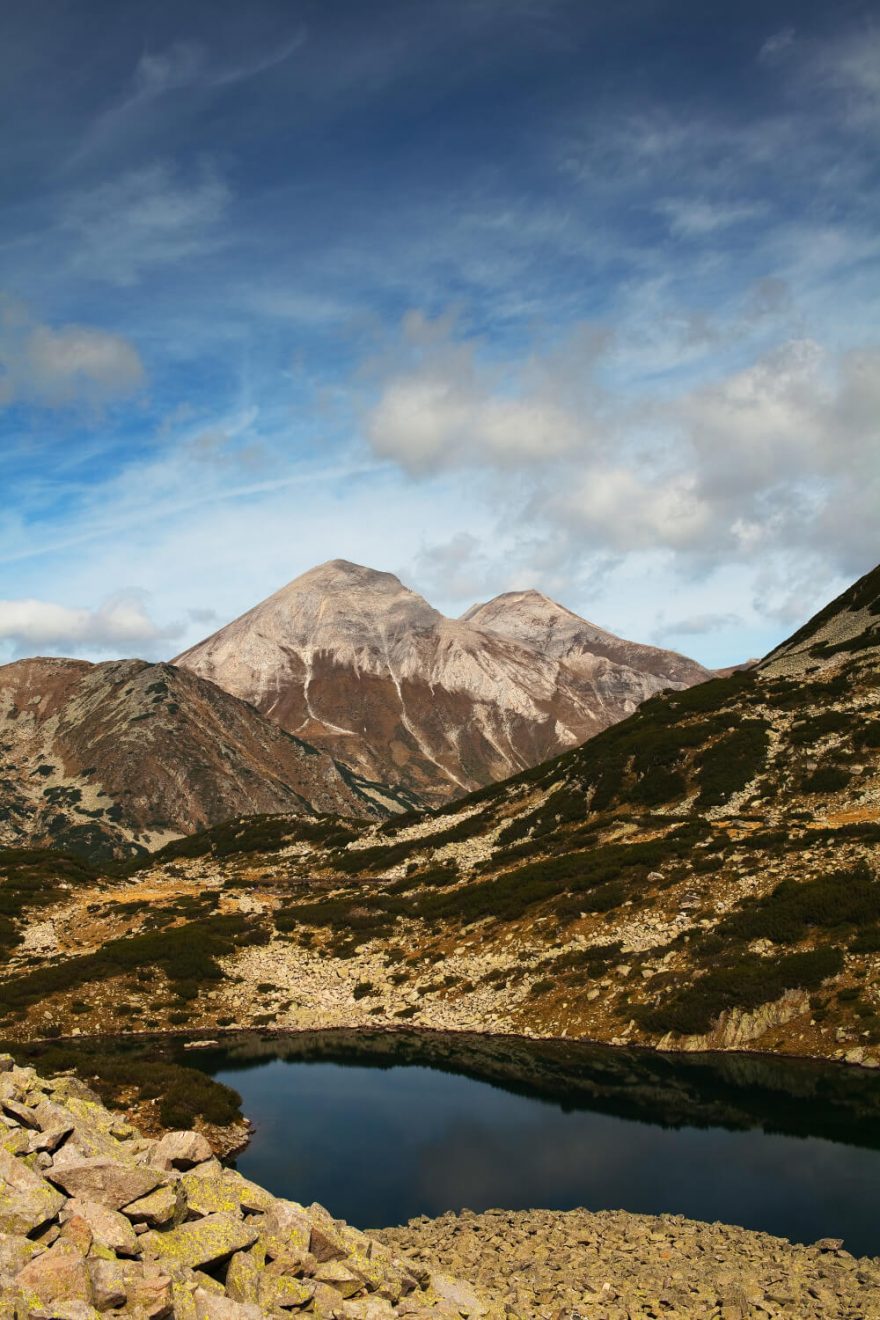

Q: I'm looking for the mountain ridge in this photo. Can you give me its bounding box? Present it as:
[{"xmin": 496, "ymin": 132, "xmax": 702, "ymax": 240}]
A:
[
  {"xmin": 174, "ymin": 559, "xmax": 712, "ymax": 805},
  {"xmin": 0, "ymin": 654, "xmax": 412, "ymax": 858}
]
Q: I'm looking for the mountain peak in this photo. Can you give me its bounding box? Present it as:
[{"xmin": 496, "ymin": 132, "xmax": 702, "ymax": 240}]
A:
[{"xmin": 294, "ymin": 559, "xmax": 409, "ymax": 592}]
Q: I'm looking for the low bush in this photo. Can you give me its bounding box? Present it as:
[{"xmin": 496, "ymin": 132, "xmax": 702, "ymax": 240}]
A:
[
  {"xmin": 1, "ymin": 1042, "xmax": 242, "ymax": 1130},
  {"xmin": 718, "ymin": 865, "xmax": 880, "ymax": 945},
  {"xmin": 804, "ymin": 765, "xmax": 852, "ymax": 793},
  {"xmin": 636, "ymin": 945, "xmax": 843, "ymax": 1036},
  {"xmin": 0, "ymin": 915, "xmax": 267, "ymax": 1015}
]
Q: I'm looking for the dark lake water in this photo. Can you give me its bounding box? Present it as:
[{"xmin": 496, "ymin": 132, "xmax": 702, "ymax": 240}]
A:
[{"xmin": 175, "ymin": 1030, "xmax": 880, "ymax": 1258}]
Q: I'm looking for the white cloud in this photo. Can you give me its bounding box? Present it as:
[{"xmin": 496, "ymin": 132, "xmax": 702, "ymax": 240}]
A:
[
  {"xmin": 0, "ymin": 297, "xmax": 145, "ymax": 408},
  {"xmin": 365, "ymin": 312, "xmax": 609, "ymax": 474},
  {"xmin": 70, "ymin": 33, "xmax": 306, "ymax": 167},
  {"xmin": 655, "ymin": 197, "xmax": 768, "ymax": 238},
  {"xmin": 810, "ymin": 25, "xmax": 880, "ymax": 123},
  {"xmin": 0, "ymin": 592, "xmax": 181, "ymax": 656},
  {"xmin": 362, "ymin": 313, "xmax": 880, "ymax": 583},
  {"xmin": 64, "ymin": 162, "xmax": 230, "ymax": 285},
  {"xmin": 654, "ymin": 612, "xmax": 742, "ymax": 640}
]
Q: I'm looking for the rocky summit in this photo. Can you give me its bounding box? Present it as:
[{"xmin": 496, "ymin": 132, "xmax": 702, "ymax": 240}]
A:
[
  {"xmin": 174, "ymin": 561, "xmax": 710, "ymax": 807},
  {"xmin": 0, "ymin": 658, "xmax": 412, "ymax": 859},
  {"xmin": 0, "ymin": 1053, "xmax": 503, "ymax": 1320}
]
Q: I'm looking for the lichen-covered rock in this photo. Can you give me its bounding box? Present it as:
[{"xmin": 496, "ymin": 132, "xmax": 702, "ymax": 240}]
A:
[
  {"xmin": 141, "ymin": 1213, "xmax": 258, "ymax": 1270},
  {"xmin": 0, "ymin": 1146, "xmax": 66, "ymax": 1235},
  {"xmin": 48, "ymin": 1158, "xmax": 162, "ymax": 1211},
  {"xmin": 123, "ymin": 1183, "xmax": 186, "ymax": 1227},
  {"xmin": 0, "ymin": 1055, "xmax": 500, "ymax": 1320},
  {"xmin": 61, "ymin": 1199, "xmax": 140, "ymax": 1257},
  {"xmin": 180, "ymin": 1171, "xmax": 274, "ymax": 1219},
  {"xmin": 16, "ymin": 1240, "xmax": 93, "ymax": 1307},
  {"xmin": 86, "ymin": 1257, "xmax": 126, "ymax": 1310}
]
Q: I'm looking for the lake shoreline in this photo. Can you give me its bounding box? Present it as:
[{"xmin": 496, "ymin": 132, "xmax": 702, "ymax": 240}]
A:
[{"xmin": 18, "ymin": 1019, "xmax": 880, "ymax": 1074}]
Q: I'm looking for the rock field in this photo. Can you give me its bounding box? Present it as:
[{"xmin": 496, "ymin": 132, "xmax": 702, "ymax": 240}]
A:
[
  {"xmin": 0, "ymin": 1054, "xmax": 499, "ymax": 1320},
  {"xmin": 375, "ymin": 1208, "xmax": 880, "ymax": 1320}
]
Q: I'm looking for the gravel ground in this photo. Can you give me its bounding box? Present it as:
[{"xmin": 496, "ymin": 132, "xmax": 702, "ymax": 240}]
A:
[{"xmin": 373, "ymin": 1207, "xmax": 880, "ymax": 1320}]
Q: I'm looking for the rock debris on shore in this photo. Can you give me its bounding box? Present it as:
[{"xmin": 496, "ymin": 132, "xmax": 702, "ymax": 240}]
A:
[
  {"xmin": 0, "ymin": 1054, "xmax": 499, "ymax": 1319},
  {"xmin": 374, "ymin": 1208, "xmax": 880, "ymax": 1320}
]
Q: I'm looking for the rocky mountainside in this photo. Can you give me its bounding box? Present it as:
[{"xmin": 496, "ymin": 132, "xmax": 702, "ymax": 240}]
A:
[
  {"xmin": 0, "ymin": 657, "xmax": 409, "ymax": 859},
  {"xmin": 462, "ymin": 589, "xmax": 707, "ymax": 689},
  {"xmin": 174, "ymin": 560, "xmax": 711, "ymax": 806},
  {"xmin": 0, "ymin": 563, "xmax": 877, "ymax": 1070}
]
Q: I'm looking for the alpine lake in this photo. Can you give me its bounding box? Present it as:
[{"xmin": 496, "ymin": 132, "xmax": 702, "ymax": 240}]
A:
[{"xmin": 153, "ymin": 1030, "xmax": 880, "ymax": 1257}]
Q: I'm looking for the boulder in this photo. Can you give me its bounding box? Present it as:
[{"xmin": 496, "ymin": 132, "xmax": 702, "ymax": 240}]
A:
[
  {"xmin": 148, "ymin": 1132, "xmax": 213, "ymax": 1172},
  {"xmin": 27, "ymin": 1301, "xmax": 102, "ymax": 1320},
  {"xmin": 429, "ymin": 1275, "xmax": 488, "ymax": 1318},
  {"xmin": 141, "ymin": 1213, "xmax": 258, "ymax": 1270},
  {"xmin": 1, "ymin": 1099, "xmax": 41, "ymax": 1130},
  {"xmin": 0, "ymin": 1147, "xmax": 66, "ymax": 1235},
  {"xmin": 16, "ymin": 1240, "xmax": 94, "ymax": 1307},
  {"xmin": 181, "ymin": 1170, "xmax": 274, "ymax": 1219},
  {"xmin": 123, "ymin": 1184, "xmax": 186, "ymax": 1228},
  {"xmin": 309, "ymin": 1204, "xmax": 348, "ymax": 1263},
  {"xmin": 224, "ymin": 1248, "xmax": 263, "ymax": 1305},
  {"xmin": 29, "ymin": 1124, "xmax": 75, "ymax": 1155},
  {"xmin": 60, "ymin": 1199, "xmax": 140, "ymax": 1257},
  {"xmin": 259, "ymin": 1201, "xmax": 312, "ymax": 1263},
  {"xmin": 87, "ymin": 1257, "xmax": 127, "ymax": 1310},
  {"xmin": 257, "ymin": 1269, "xmax": 313, "ymax": 1310},
  {"xmin": 193, "ymin": 1287, "xmax": 263, "ymax": 1320},
  {"xmin": 0, "ymin": 1231, "xmax": 39, "ymax": 1276},
  {"xmin": 48, "ymin": 1158, "xmax": 162, "ymax": 1210},
  {"xmin": 122, "ymin": 1262, "xmax": 174, "ymax": 1319}
]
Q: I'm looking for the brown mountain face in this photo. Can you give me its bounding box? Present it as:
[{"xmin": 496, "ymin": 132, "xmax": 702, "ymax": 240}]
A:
[
  {"xmin": 0, "ymin": 656, "xmax": 410, "ymax": 858},
  {"xmin": 174, "ymin": 560, "xmax": 712, "ymax": 807}
]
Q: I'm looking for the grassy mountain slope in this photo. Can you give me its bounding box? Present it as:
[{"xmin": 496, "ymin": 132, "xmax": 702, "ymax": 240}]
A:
[{"xmin": 0, "ymin": 564, "xmax": 878, "ymax": 1067}]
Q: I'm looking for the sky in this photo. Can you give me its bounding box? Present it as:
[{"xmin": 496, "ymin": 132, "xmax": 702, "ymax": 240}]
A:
[{"xmin": 0, "ymin": 0, "xmax": 878, "ymax": 669}]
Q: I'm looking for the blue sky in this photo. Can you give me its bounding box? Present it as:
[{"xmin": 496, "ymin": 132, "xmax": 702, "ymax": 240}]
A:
[{"xmin": 0, "ymin": 0, "xmax": 877, "ymax": 668}]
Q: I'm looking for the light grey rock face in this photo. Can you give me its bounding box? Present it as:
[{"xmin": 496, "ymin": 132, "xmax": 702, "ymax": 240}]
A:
[
  {"xmin": 175, "ymin": 560, "xmax": 710, "ymax": 805},
  {"xmin": 0, "ymin": 1055, "xmax": 499, "ymax": 1320}
]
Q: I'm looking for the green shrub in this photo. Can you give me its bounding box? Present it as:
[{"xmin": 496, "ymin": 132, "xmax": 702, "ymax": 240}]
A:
[
  {"xmin": 695, "ymin": 721, "xmax": 769, "ymax": 807},
  {"xmin": 719, "ymin": 865, "xmax": 880, "ymax": 945},
  {"xmin": 0, "ymin": 914, "xmax": 267, "ymax": 1014},
  {"xmin": 804, "ymin": 765, "xmax": 852, "ymax": 793},
  {"xmin": 636, "ymin": 945, "xmax": 843, "ymax": 1036}
]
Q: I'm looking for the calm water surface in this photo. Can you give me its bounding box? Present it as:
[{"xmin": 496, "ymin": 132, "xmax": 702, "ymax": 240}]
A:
[{"xmin": 177, "ymin": 1030, "xmax": 880, "ymax": 1256}]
